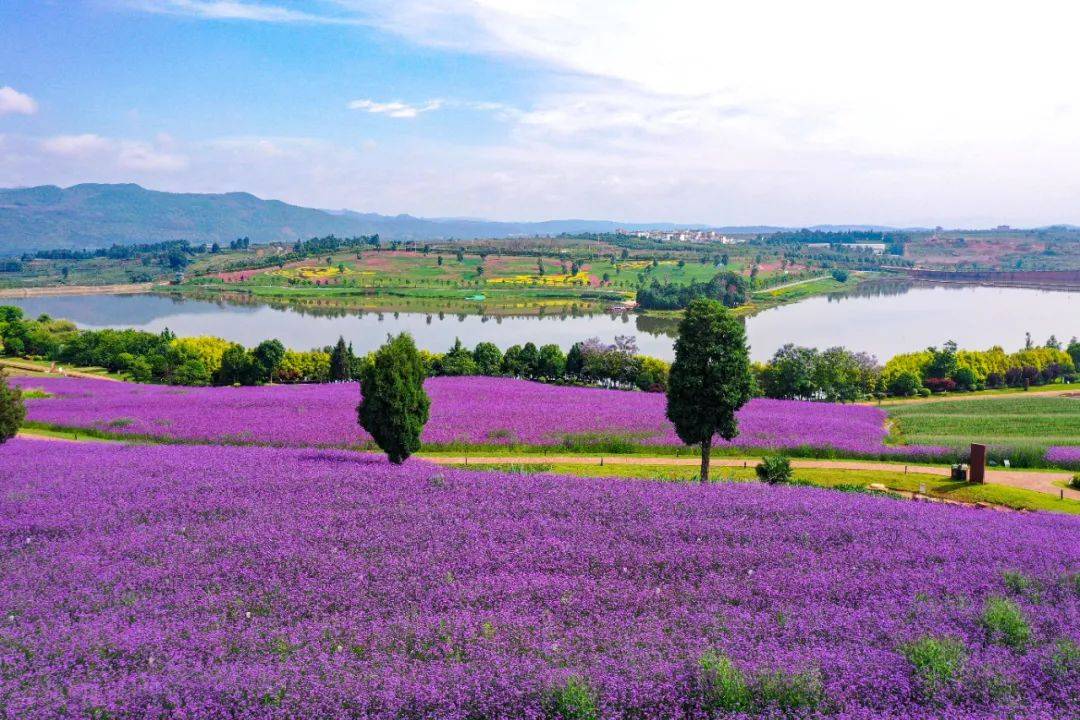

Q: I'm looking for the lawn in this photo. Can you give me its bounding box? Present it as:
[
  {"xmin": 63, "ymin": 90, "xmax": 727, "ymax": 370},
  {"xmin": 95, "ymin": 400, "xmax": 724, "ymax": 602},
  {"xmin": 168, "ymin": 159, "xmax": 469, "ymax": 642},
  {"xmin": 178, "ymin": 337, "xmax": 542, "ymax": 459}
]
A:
[
  {"xmin": 887, "ymin": 395, "xmax": 1080, "ymax": 459},
  {"xmin": 2, "ymin": 439, "xmax": 1078, "ymax": 718}
]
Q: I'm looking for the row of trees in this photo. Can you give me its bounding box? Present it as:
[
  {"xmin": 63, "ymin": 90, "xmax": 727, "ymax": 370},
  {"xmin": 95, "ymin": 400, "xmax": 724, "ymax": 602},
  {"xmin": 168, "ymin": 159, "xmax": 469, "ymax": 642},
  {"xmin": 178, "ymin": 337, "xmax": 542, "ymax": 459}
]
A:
[
  {"xmin": 338, "ymin": 335, "xmax": 669, "ymax": 392},
  {"xmin": 0, "ymin": 306, "xmax": 670, "ymax": 391},
  {"xmin": 754, "ymin": 337, "xmax": 1080, "ymax": 401},
  {"xmin": 3, "ymin": 304, "xmax": 1076, "ymax": 400},
  {"xmin": 635, "ymin": 271, "xmax": 749, "ymax": 310},
  {"xmin": 882, "ymin": 339, "xmax": 1079, "ymax": 395},
  {"xmin": 756, "ymin": 345, "xmax": 881, "ymax": 402}
]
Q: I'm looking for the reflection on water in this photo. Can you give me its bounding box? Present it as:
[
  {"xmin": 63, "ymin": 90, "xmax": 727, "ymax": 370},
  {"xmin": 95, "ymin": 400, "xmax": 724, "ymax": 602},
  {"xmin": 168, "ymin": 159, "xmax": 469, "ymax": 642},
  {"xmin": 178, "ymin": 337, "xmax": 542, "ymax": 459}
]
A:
[
  {"xmin": 5, "ymin": 282, "xmax": 1079, "ymax": 362},
  {"xmin": 6, "ymin": 292, "xmax": 682, "ymax": 359}
]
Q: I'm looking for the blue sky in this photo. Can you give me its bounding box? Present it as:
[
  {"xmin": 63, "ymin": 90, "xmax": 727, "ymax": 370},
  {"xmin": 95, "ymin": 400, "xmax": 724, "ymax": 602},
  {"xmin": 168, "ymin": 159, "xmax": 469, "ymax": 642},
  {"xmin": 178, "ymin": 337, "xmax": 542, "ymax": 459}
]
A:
[{"xmin": 3, "ymin": 1, "xmax": 1080, "ymax": 226}]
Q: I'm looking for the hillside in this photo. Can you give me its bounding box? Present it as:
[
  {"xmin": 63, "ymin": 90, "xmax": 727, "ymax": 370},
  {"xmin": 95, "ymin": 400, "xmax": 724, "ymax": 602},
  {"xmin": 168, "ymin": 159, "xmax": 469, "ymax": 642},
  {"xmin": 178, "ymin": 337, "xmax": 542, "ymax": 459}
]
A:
[{"xmin": 0, "ymin": 184, "xmax": 687, "ymax": 254}]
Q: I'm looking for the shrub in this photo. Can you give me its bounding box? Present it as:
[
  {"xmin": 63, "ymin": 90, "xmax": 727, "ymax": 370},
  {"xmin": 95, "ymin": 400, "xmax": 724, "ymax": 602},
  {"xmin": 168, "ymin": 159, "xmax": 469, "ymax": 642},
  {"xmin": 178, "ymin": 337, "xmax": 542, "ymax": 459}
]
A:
[
  {"xmin": 698, "ymin": 651, "xmax": 751, "ymax": 713},
  {"xmin": 831, "ymin": 268, "xmax": 849, "ymax": 282},
  {"xmin": 924, "ymin": 377, "xmax": 957, "ymax": 393},
  {"xmin": 547, "ymin": 676, "xmax": 598, "ymax": 720},
  {"xmin": 917, "ymin": 387, "xmax": 931, "ymax": 397},
  {"xmin": 1069, "ymin": 474, "xmax": 1080, "ymax": 490},
  {"xmin": 901, "ymin": 635, "xmax": 967, "ymax": 700},
  {"xmin": 751, "ymin": 668, "xmax": 824, "ymax": 713},
  {"xmin": 1050, "ymin": 638, "xmax": 1080, "ymax": 678},
  {"xmin": 981, "ymin": 596, "xmax": 1031, "ymax": 651},
  {"xmin": 1001, "ymin": 570, "xmax": 1034, "ymax": 595},
  {"xmin": 756, "ymin": 455, "xmax": 793, "ymax": 485}
]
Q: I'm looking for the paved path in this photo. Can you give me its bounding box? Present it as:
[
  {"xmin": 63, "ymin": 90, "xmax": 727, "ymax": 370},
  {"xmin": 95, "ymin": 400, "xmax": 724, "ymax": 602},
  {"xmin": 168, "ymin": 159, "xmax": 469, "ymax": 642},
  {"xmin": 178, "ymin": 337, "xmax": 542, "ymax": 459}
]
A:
[{"xmin": 425, "ymin": 454, "xmax": 1080, "ymax": 500}]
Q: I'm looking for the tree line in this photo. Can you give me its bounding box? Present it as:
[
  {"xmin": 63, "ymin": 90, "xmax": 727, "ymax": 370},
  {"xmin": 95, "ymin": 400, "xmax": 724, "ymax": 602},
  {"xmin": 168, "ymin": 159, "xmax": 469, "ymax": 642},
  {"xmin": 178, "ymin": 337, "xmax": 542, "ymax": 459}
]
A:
[
  {"xmin": 636, "ymin": 270, "xmax": 749, "ymax": 310},
  {"xmin": 3, "ymin": 304, "xmax": 1075, "ymax": 400},
  {"xmin": 0, "ymin": 306, "xmax": 670, "ymax": 391}
]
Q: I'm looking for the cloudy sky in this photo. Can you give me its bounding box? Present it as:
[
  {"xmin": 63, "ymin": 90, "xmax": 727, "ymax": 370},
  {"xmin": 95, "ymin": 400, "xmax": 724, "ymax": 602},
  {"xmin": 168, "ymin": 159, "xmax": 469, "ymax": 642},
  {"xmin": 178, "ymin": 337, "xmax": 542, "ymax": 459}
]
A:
[{"xmin": 2, "ymin": 1, "xmax": 1080, "ymax": 226}]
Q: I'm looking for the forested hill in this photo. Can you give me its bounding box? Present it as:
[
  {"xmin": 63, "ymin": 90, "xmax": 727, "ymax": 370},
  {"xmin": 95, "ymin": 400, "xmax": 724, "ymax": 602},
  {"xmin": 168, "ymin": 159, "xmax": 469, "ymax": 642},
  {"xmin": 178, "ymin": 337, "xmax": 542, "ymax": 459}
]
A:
[{"xmin": 0, "ymin": 183, "xmax": 686, "ymax": 254}]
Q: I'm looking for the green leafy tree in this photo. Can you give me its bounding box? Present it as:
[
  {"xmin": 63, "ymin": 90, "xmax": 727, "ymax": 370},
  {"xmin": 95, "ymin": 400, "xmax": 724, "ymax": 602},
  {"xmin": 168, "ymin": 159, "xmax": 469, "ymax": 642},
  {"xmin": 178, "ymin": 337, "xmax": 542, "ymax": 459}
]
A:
[
  {"xmin": 0, "ymin": 372, "xmax": 25, "ymax": 443},
  {"xmin": 519, "ymin": 342, "xmax": 540, "ymax": 378},
  {"xmin": 440, "ymin": 338, "xmax": 479, "ymax": 376},
  {"xmin": 329, "ymin": 336, "xmax": 353, "ymax": 381},
  {"xmin": 472, "ymin": 342, "xmax": 503, "ymax": 375},
  {"xmin": 535, "ymin": 344, "xmax": 567, "ymax": 379},
  {"xmin": 358, "ymin": 333, "xmax": 431, "ymax": 464},
  {"xmin": 666, "ymin": 299, "xmax": 752, "ymax": 483},
  {"xmin": 217, "ymin": 344, "xmax": 255, "ymax": 385},
  {"xmin": 252, "ymin": 339, "xmax": 285, "ymax": 383},
  {"xmin": 501, "ymin": 344, "xmax": 526, "ymax": 376}
]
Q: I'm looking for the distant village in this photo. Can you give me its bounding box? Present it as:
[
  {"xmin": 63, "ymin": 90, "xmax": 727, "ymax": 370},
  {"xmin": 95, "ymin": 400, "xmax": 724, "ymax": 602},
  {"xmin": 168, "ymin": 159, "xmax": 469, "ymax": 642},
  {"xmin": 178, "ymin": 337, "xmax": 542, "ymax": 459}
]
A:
[{"xmin": 616, "ymin": 228, "xmax": 746, "ymax": 244}]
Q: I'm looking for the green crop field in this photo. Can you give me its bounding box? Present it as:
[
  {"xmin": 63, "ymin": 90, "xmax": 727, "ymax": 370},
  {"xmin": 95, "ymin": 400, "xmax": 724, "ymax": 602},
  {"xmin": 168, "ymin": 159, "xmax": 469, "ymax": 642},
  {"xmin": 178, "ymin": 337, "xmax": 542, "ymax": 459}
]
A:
[{"xmin": 887, "ymin": 395, "xmax": 1080, "ymax": 451}]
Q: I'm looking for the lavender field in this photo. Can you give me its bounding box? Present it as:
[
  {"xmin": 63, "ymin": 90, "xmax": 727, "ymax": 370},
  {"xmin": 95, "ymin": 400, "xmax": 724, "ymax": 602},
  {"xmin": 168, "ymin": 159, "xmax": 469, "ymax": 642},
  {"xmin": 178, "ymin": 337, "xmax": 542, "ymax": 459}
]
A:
[
  {"xmin": 13, "ymin": 376, "xmax": 945, "ymax": 458},
  {"xmin": 1047, "ymin": 446, "xmax": 1080, "ymax": 468},
  {"xmin": 1, "ymin": 439, "xmax": 1077, "ymax": 718}
]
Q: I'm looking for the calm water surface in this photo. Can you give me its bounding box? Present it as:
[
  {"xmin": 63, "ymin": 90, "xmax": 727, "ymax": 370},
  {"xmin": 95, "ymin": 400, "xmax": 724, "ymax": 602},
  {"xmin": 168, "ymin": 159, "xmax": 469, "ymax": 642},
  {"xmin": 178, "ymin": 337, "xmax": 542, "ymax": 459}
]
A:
[{"xmin": 6, "ymin": 284, "xmax": 1079, "ymax": 362}]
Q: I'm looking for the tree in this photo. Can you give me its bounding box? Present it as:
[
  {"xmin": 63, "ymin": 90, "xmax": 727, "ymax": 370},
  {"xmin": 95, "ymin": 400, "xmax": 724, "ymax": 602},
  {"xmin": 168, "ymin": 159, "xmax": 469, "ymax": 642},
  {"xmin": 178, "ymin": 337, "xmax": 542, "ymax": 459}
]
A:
[
  {"xmin": 472, "ymin": 342, "xmax": 503, "ymax": 375},
  {"xmin": 218, "ymin": 344, "xmax": 255, "ymax": 385},
  {"xmin": 760, "ymin": 344, "xmax": 818, "ymax": 400},
  {"xmin": 440, "ymin": 338, "xmax": 479, "ymax": 375},
  {"xmin": 535, "ymin": 344, "xmax": 567, "ymax": 379},
  {"xmin": 329, "ymin": 336, "xmax": 353, "ymax": 381},
  {"xmin": 252, "ymin": 339, "xmax": 285, "ymax": 383},
  {"xmin": 358, "ymin": 333, "xmax": 430, "ymax": 464},
  {"xmin": 707, "ymin": 271, "xmax": 749, "ymax": 308},
  {"xmin": 666, "ymin": 299, "xmax": 752, "ymax": 483},
  {"xmin": 0, "ymin": 372, "xmax": 25, "ymax": 443}
]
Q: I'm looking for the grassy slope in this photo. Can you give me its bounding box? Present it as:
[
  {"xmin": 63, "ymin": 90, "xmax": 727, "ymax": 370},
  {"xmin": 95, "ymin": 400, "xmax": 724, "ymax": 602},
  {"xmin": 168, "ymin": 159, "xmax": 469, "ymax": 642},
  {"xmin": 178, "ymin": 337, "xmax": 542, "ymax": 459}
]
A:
[{"xmin": 887, "ymin": 395, "xmax": 1080, "ymax": 451}]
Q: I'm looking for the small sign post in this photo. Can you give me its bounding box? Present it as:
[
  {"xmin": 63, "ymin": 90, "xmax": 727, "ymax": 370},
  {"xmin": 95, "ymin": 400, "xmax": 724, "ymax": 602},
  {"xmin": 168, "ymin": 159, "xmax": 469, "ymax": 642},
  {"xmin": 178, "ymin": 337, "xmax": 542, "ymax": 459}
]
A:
[{"xmin": 969, "ymin": 443, "xmax": 987, "ymax": 484}]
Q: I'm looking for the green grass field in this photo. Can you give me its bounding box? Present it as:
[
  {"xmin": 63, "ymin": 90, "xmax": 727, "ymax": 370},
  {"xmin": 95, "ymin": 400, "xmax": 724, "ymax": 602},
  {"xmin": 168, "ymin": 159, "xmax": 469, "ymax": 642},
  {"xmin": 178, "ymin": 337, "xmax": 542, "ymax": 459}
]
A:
[{"xmin": 887, "ymin": 395, "xmax": 1080, "ymax": 457}]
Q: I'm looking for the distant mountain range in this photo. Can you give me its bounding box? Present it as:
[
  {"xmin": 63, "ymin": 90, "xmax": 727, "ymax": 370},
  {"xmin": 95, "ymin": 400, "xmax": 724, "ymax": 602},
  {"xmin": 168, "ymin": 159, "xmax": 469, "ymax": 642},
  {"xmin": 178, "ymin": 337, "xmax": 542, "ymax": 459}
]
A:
[{"xmin": 0, "ymin": 183, "xmax": 924, "ymax": 255}]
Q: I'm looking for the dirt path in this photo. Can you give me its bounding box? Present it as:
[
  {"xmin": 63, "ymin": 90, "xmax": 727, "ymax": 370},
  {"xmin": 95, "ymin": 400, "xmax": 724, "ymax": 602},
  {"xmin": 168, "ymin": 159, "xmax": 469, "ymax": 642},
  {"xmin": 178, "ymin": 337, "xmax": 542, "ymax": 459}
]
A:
[
  {"xmin": 0, "ymin": 282, "xmax": 160, "ymax": 298},
  {"xmin": 753, "ymin": 275, "xmax": 830, "ymax": 293},
  {"xmin": 425, "ymin": 454, "xmax": 1080, "ymax": 500},
  {"xmin": 1, "ymin": 358, "xmax": 122, "ymax": 382}
]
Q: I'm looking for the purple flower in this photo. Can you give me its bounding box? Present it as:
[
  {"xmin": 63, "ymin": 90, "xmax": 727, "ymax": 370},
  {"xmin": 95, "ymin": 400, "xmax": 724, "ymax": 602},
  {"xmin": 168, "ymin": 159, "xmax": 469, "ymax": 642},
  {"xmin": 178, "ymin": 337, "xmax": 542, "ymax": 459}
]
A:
[
  {"xmin": 0, "ymin": 439, "xmax": 1076, "ymax": 718},
  {"xmin": 13, "ymin": 375, "xmax": 947, "ymax": 457}
]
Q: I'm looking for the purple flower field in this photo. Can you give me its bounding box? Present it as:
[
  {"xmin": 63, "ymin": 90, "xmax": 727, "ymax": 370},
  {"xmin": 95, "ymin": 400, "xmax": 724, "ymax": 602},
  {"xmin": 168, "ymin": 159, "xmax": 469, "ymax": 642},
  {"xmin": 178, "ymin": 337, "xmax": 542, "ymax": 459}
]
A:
[
  {"xmin": 1, "ymin": 439, "xmax": 1077, "ymax": 718},
  {"xmin": 13, "ymin": 375, "xmax": 945, "ymax": 457},
  {"xmin": 1047, "ymin": 446, "xmax": 1080, "ymax": 467}
]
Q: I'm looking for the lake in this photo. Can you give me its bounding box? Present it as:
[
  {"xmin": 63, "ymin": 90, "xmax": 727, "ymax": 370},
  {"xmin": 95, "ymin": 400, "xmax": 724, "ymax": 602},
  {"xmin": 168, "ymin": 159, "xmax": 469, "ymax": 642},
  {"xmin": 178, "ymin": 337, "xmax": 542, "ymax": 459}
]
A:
[{"xmin": 4, "ymin": 284, "xmax": 1079, "ymax": 361}]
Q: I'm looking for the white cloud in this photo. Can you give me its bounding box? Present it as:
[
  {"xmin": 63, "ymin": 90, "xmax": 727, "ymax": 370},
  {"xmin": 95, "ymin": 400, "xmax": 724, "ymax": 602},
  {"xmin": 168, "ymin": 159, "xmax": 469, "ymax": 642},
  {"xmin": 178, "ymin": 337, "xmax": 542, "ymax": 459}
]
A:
[
  {"xmin": 41, "ymin": 134, "xmax": 113, "ymax": 156},
  {"xmin": 39, "ymin": 133, "xmax": 187, "ymax": 171},
  {"xmin": 0, "ymin": 86, "xmax": 38, "ymax": 116},
  {"xmin": 35, "ymin": 1, "xmax": 1080, "ymax": 224},
  {"xmin": 126, "ymin": 0, "xmax": 356, "ymax": 24},
  {"xmin": 348, "ymin": 98, "xmax": 443, "ymax": 118}
]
